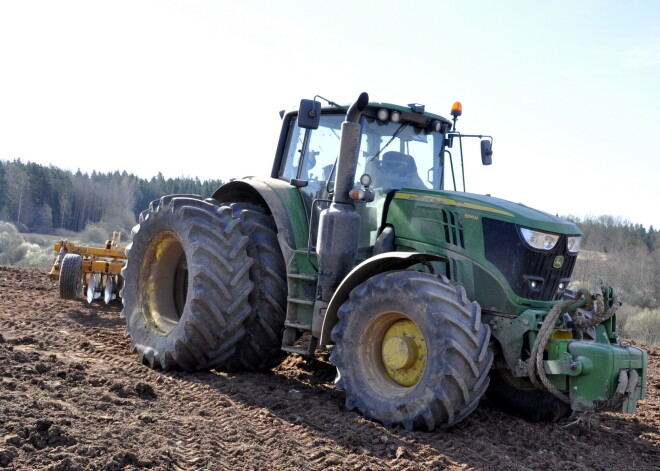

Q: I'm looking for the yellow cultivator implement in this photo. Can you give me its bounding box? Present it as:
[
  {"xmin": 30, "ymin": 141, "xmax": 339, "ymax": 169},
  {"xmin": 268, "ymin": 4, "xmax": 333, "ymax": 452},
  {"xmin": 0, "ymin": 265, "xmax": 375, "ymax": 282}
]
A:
[{"xmin": 49, "ymin": 232, "xmax": 127, "ymax": 304}]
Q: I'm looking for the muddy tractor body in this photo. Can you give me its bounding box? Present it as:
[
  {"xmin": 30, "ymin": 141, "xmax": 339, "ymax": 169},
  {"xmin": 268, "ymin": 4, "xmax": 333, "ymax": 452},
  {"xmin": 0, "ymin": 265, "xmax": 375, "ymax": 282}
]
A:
[{"xmin": 121, "ymin": 93, "xmax": 647, "ymax": 430}]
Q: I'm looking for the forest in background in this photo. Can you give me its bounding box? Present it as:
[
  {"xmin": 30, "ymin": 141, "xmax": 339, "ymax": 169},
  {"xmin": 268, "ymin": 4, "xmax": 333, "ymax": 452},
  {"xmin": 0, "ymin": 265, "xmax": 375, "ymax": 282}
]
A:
[
  {"xmin": 0, "ymin": 159, "xmax": 223, "ymax": 236},
  {"xmin": 0, "ymin": 159, "xmax": 658, "ymax": 346}
]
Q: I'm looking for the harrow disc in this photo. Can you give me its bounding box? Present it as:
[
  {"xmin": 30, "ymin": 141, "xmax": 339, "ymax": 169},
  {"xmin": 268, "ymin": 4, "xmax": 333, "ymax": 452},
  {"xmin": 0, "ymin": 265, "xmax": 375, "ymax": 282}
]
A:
[
  {"xmin": 104, "ymin": 276, "xmax": 116, "ymax": 304},
  {"xmin": 87, "ymin": 274, "xmax": 102, "ymax": 304}
]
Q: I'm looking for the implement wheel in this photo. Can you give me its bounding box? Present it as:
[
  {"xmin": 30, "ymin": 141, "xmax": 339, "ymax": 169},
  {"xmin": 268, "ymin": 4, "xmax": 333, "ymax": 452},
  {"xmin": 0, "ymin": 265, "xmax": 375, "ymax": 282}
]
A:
[
  {"xmin": 487, "ymin": 359, "xmax": 571, "ymax": 422},
  {"xmin": 120, "ymin": 195, "xmax": 286, "ymax": 372},
  {"xmin": 59, "ymin": 254, "xmax": 82, "ymax": 299},
  {"xmin": 330, "ymin": 271, "xmax": 493, "ymax": 430}
]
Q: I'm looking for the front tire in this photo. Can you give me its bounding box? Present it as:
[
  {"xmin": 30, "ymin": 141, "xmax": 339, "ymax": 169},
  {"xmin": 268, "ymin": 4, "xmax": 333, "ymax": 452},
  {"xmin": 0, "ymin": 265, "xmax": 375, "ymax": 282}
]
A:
[
  {"xmin": 120, "ymin": 195, "xmax": 286, "ymax": 372},
  {"xmin": 487, "ymin": 359, "xmax": 571, "ymax": 422},
  {"xmin": 330, "ymin": 271, "xmax": 493, "ymax": 430}
]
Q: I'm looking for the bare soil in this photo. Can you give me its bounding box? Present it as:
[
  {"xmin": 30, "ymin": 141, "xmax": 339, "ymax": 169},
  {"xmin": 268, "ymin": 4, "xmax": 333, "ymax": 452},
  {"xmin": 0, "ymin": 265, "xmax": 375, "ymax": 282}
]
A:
[{"xmin": 0, "ymin": 266, "xmax": 658, "ymax": 471}]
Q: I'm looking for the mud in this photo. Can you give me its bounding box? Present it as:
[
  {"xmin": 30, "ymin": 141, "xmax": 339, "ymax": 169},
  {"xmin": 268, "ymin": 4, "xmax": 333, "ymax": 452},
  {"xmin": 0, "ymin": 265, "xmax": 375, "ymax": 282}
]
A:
[{"xmin": 0, "ymin": 266, "xmax": 658, "ymax": 470}]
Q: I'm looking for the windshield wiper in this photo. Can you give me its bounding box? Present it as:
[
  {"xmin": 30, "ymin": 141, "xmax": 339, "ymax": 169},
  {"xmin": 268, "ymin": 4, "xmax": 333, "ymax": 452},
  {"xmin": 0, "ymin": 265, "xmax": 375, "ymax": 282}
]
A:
[
  {"xmin": 315, "ymin": 95, "xmax": 345, "ymax": 111},
  {"xmin": 368, "ymin": 123, "xmax": 408, "ymax": 162}
]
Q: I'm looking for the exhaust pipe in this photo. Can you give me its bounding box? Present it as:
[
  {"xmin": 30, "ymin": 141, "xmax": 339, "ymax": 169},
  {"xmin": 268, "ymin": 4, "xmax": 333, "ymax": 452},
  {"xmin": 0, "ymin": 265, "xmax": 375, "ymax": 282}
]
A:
[
  {"xmin": 316, "ymin": 92, "xmax": 369, "ymax": 302},
  {"xmin": 333, "ymin": 92, "xmax": 369, "ymax": 204}
]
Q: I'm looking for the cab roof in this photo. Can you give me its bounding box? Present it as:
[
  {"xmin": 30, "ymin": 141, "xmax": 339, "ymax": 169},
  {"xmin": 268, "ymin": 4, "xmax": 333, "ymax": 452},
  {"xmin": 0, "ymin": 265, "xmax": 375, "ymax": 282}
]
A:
[{"xmin": 283, "ymin": 100, "xmax": 452, "ymax": 126}]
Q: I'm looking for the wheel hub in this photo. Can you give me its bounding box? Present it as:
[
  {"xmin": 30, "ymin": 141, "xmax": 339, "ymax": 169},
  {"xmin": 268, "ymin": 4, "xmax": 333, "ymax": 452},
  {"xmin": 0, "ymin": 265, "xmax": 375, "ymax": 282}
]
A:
[
  {"xmin": 382, "ymin": 336, "xmax": 417, "ymax": 370},
  {"xmin": 140, "ymin": 231, "xmax": 185, "ymax": 336},
  {"xmin": 381, "ymin": 319, "xmax": 426, "ymax": 387}
]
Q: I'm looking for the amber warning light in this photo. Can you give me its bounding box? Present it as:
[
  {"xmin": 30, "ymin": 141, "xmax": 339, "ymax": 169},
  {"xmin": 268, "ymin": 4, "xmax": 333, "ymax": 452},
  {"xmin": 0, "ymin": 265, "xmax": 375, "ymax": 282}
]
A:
[
  {"xmin": 451, "ymin": 101, "xmax": 462, "ymax": 117},
  {"xmin": 450, "ymin": 101, "xmax": 463, "ymax": 131}
]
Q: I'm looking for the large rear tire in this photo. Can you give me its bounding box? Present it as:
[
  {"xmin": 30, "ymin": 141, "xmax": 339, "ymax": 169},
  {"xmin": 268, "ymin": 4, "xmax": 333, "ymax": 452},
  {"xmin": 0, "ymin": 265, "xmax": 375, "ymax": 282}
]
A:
[
  {"xmin": 120, "ymin": 195, "xmax": 286, "ymax": 372},
  {"xmin": 330, "ymin": 271, "xmax": 493, "ymax": 430},
  {"xmin": 59, "ymin": 254, "xmax": 83, "ymax": 299},
  {"xmin": 224, "ymin": 203, "xmax": 287, "ymax": 371}
]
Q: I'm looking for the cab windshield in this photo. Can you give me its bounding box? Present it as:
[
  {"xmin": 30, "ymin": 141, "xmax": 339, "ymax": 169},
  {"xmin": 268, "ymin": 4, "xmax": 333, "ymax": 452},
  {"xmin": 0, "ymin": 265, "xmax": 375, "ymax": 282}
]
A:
[
  {"xmin": 280, "ymin": 112, "xmax": 445, "ymax": 195},
  {"xmin": 359, "ymin": 117, "xmax": 444, "ymax": 191}
]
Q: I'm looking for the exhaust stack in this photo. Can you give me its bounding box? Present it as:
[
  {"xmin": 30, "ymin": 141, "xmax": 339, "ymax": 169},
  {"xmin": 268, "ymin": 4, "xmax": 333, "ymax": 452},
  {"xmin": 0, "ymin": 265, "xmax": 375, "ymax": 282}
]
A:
[{"xmin": 316, "ymin": 92, "xmax": 369, "ymax": 302}]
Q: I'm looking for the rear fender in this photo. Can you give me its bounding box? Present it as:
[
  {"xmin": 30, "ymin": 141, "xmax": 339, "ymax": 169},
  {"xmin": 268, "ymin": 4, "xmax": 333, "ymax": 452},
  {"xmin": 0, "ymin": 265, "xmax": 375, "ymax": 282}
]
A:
[
  {"xmin": 318, "ymin": 252, "xmax": 448, "ymax": 347},
  {"xmin": 212, "ymin": 178, "xmax": 309, "ymax": 259}
]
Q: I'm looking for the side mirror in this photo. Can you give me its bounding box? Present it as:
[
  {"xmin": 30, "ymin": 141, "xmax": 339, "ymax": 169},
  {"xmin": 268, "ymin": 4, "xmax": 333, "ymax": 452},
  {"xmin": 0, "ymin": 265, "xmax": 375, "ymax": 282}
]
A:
[
  {"xmin": 298, "ymin": 99, "xmax": 321, "ymax": 129},
  {"xmin": 481, "ymin": 139, "xmax": 493, "ymax": 166}
]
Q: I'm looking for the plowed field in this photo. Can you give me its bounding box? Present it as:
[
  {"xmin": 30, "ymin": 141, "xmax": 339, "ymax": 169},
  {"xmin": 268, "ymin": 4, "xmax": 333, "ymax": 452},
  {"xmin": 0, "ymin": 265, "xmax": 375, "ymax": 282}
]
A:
[{"xmin": 0, "ymin": 266, "xmax": 658, "ymax": 470}]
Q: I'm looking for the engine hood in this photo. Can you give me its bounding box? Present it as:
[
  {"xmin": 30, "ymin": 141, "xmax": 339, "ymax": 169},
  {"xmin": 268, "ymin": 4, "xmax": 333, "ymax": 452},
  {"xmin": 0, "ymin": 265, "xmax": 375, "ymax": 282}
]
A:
[{"xmin": 393, "ymin": 189, "xmax": 581, "ymax": 236}]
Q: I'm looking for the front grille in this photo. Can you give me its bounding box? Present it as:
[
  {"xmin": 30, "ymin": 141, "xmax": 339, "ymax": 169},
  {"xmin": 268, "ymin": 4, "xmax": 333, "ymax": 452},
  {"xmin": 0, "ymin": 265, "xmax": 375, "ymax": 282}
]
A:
[{"xmin": 483, "ymin": 218, "xmax": 577, "ymax": 301}]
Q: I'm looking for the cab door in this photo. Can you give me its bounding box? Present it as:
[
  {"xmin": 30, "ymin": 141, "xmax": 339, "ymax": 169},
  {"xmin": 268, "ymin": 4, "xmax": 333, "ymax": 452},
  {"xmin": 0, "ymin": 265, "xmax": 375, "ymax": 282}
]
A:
[{"xmin": 277, "ymin": 113, "xmax": 344, "ymax": 246}]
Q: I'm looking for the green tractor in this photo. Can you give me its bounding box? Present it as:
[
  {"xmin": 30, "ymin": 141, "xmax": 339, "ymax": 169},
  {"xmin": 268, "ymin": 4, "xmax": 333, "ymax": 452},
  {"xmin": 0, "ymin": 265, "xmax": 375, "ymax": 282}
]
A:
[{"xmin": 120, "ymin": 92, "xmax": 647, "ymax": 430}]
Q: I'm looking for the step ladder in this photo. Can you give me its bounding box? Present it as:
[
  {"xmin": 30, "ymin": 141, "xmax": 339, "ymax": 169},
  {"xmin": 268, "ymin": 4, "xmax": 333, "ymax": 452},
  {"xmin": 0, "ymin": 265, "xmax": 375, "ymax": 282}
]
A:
[{"xmin": 281, "ymin": 249, "xmax": 319, "ymax": 356}]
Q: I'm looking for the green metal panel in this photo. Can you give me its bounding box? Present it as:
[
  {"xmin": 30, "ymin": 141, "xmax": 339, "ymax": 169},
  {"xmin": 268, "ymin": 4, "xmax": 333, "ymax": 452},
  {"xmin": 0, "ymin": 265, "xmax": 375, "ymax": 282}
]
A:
[
  {"xmin": 390, "ymin": 189, "xmax": 580, "ymax": 234},
  {"xmin": 385, "ymin": 188, "xmax": 578, "ymax": 315},
  {"xmin": 567, "ymin": 341, "xmax": 647, "ymax": 412},
  {"xmin": 240, "ymin": 177, "xmax": 311, "ymax": 251}
]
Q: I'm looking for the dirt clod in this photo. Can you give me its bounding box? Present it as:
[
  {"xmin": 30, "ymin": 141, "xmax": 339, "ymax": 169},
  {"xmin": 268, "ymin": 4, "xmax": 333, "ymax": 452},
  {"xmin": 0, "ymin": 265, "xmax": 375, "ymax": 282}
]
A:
[
  {"xmin": 0, "ymin": 447, "xmax": 19, "ymax": 467},
  {"xmin": 134, "ymin": 381, "xmax": 156, "ymax": 400},
  {"xmin": 4, "ymin": 434, "xmax": 21, "ymax": 446},
  {"xmin": 0, "ymin": 266, "xmax": 658, "ymax": 470}
]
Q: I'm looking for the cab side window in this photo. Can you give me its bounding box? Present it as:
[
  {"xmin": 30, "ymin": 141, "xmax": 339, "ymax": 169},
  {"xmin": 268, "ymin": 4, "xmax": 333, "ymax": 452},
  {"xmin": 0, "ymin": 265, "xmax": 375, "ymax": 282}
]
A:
[
  {"xmin": 280, "ymin": 114, "xmax": 344, "ymax": 200},
  {"xmin": 281, "ymin": 120, "xmax": 303, "ymax": 181}
]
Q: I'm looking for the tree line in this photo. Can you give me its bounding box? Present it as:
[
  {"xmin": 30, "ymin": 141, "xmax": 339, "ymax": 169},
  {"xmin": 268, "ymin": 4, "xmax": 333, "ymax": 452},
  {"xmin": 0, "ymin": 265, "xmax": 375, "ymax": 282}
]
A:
[
  {"xmin": 0, "ymin": 159, "xmax": 224, "ymax": 235},
  {"xmin": 568, "ymin": 214, "xmax": 659, "ymax": 309}
]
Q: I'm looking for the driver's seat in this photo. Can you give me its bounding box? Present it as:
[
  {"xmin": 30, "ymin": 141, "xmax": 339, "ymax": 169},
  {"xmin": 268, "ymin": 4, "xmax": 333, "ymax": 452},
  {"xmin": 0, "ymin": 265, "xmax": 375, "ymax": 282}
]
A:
[{"xmin": 380, "ymin": 151, "xmax": 425, "ymax": 189}]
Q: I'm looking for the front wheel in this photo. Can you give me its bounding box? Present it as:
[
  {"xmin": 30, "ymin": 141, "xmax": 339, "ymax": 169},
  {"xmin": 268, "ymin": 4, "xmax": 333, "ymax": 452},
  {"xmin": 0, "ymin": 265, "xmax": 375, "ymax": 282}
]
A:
[{"xmin": 330, "ymin": 271, "xmax": 493, "ymax": 431}]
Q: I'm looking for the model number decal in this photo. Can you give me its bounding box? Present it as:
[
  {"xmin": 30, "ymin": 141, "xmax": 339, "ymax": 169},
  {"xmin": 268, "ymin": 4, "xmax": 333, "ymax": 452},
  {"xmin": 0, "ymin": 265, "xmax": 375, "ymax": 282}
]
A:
[{"xmin": 464, "ymin": 214, "xmax": 479, "ymax": 220}]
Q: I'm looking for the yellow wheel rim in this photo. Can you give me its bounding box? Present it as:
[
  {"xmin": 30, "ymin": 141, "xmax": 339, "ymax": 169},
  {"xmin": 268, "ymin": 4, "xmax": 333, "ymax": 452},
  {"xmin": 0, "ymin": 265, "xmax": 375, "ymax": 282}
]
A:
[
  {"xmin": 381, "ymin": 319, "xmax": 426, "ymax": 387},
  {"xmin": 140, "ymin": 231, "xmax": 185, "ymax": 336}
]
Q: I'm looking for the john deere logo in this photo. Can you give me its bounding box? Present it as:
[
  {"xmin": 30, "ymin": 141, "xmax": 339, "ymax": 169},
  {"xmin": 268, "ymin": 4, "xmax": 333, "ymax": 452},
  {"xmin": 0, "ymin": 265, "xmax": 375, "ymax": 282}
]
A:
[{"xmin": 553, "ymin": 256, "xmax": 564, "ymax": 269}]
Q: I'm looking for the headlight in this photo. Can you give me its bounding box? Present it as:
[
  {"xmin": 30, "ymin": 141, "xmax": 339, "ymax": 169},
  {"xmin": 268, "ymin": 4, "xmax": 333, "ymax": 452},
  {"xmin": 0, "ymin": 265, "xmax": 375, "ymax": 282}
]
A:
[
  {"xmin": 520, "ymin": 228, "xmax": 559, "ymax": 251},
  {"xmin": 567, "ymin": 236, "xmax": 581, "ymax": 253}
]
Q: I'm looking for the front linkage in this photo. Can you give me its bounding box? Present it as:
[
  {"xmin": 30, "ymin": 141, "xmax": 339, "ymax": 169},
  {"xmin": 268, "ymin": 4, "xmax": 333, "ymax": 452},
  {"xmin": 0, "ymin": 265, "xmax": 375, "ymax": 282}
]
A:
[{"xmin": 524, "ymin": 286, "xmax": 647, "ymax": 414}]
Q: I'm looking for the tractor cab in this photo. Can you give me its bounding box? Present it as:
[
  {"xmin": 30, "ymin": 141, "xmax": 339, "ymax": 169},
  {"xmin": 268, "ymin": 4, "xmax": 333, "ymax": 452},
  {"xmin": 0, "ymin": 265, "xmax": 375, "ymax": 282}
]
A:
[
  {"xmin": 275, "ymin": 101, "xmax": 451, "ymax": 192},
  {"xmin": 274, "ymin": 101, "xmax": 468, "ymax": 259}
]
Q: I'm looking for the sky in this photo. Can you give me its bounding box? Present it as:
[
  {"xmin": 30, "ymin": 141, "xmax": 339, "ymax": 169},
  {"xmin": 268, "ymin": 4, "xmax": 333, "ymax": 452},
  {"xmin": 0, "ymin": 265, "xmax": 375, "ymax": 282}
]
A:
[{"xmin": 1, "ymin": 0, "xmax": 659, "ymax": 229}]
